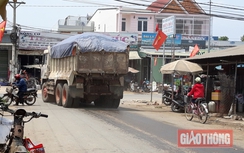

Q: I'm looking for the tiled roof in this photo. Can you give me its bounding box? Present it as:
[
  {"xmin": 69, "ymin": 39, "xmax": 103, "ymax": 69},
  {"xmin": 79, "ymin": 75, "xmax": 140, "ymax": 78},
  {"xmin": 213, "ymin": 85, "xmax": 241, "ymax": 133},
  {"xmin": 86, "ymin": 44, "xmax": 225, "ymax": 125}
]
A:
[
  {"xmin": 160, "ymin": 0, "xmax": 185, "ymax": 14},
  {"xmin": 147, "ymin": 0, "xmax": 205, "ymax": 14},
  {"xmin": 180, "ymin": 0, "xmax": 205, "ymax": 14},
  {"xmin": 146, "ymin": 0, "xmax": 170, "ymax": 12}
]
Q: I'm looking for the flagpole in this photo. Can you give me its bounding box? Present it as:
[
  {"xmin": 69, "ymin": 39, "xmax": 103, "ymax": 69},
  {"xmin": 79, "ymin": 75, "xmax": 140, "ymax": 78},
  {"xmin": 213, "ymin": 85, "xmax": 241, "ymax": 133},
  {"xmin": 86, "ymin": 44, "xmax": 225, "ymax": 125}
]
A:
[
  {"xmin": 208, "ymin": 0, "xmax": 212, "ymax": 53},
  {"xmin": 150, "ymin": 55, "xmax": 153, "ymax": 102},
  {"xmin": 162, "ymin": 42, "xmax": 165, "ymax": 104}
]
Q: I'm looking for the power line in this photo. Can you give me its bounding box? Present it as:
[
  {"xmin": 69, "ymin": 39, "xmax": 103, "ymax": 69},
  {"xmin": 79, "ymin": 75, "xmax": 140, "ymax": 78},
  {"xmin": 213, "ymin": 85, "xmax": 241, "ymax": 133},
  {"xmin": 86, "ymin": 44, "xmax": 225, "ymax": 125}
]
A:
[{"xmin": 114, "ymin": 0, "xmax": 244, "ymax": 21}]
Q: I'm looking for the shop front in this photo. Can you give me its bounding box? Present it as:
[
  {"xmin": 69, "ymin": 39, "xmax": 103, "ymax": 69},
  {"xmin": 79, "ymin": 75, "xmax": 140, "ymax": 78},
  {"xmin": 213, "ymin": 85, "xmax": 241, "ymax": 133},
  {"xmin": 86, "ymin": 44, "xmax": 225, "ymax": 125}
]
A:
[{"xmin": 186, "ymin": 45, "xmax": 244, "ymax": 115}]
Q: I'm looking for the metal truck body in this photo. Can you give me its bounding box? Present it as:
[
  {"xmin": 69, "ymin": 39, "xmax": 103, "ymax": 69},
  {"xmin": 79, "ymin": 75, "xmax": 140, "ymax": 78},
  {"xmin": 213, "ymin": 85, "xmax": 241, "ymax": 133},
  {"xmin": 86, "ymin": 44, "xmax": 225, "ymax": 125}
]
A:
[{"xmin": 41, "ymin": 33, "xmax": 129, "ymax": 108}]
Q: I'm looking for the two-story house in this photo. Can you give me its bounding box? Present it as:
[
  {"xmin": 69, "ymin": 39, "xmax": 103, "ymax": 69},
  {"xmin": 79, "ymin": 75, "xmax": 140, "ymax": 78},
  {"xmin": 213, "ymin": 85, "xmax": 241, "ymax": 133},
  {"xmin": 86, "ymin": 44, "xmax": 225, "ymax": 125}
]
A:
[{"xmin": 87, "ymin": 0, "xmax": 210, "ymax": 84}]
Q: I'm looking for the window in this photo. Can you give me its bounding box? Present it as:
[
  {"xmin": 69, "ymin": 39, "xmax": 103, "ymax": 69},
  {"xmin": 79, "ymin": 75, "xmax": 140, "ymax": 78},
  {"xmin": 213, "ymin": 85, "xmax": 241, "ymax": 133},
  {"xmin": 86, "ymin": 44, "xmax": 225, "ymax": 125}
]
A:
[
  {"xmin": 176, "ymin": 19, "xmax": 183, "ymax": 34},
  {"xmin": 121, "ymin": 18, "xmax": 126, "ymax": 31},
  {"xmin": 156, "ymin": 19, "xmax": 162, "ymax": 30},
  {"xmin": 194, "ymin": 20, "xmax": 203, "ymax": 35},
  {"xmin": 138, "ymin": 17, "xmax": 148, "ymax": 31}
]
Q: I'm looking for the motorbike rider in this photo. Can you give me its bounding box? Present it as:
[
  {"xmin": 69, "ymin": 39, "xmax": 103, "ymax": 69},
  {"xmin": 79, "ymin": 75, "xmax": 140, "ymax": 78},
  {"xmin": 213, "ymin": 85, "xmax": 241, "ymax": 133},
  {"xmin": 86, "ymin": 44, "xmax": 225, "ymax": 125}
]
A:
[
  {"xmin": 142, "ymin": 78, "xmax": 149, "ymax": 92},
  {"xmin": 14, "ymin": 73, "xmax": 27, "ymax": 105},
  {"xmin": 187, "ymin": 77, "xmax": 205, "ymax": 107}
]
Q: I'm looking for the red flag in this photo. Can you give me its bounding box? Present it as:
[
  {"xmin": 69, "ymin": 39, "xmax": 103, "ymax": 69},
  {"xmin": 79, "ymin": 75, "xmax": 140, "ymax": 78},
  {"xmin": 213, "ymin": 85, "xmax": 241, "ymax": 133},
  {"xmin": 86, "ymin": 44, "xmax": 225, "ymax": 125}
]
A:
[
  {"xmin": 154, "ymin": 57, "xmax": 157, "ymax": 66},
  {"xmin": 190, "ymin": 44, "xmax": 200, "ymax": 57},
  {"xmin": 155, "ymin": 23, "xmax": 159, "ymax": 32},
  {"xmin": 0, "ymin": 20, "xmax": 6, "ymax": 42},
  {"xmin": 153, "ymin": 30, "xmax": 167, "ymax": 51}
]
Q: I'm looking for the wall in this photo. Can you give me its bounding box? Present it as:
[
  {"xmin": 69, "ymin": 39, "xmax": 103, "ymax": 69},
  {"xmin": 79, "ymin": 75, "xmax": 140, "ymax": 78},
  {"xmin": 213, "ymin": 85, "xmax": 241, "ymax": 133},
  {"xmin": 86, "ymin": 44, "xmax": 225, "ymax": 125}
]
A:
[{"xmin": 89, "ymin": 9, "xmax": 118, "ymax": 32}]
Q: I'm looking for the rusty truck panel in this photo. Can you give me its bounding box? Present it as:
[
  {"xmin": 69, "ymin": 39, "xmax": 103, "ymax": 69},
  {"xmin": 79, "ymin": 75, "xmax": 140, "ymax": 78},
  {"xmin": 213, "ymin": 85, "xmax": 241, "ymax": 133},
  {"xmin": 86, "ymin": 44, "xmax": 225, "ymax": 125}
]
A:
[{"xmin": 77, "ymin": 51, "xmax": 129, "ymax": 75}]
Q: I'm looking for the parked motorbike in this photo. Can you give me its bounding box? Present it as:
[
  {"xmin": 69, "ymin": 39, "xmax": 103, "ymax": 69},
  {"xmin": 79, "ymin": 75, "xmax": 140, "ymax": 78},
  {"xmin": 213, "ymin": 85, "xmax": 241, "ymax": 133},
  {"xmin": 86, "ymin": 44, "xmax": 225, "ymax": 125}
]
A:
[
  {"xmin": 142, "ymin": 80, "xmax": 151, "ymax": 93},
  {"xmin": 170, "ymin": 94, "xmax": 186, "ymax": 112},
  {"xmin": 0, "ymin": 103, "xmax": 48, "ymax": 153},
  {"xmin": 162, "ymin": 88, "xmax": 176, "ymax": 106},
  {"xmin": 169, "ymin": 87, "xmax": 192, "ymax": 112},
  {"xmin": 1, "ymin": 86, "xmax": 38, "ymax": 106}
]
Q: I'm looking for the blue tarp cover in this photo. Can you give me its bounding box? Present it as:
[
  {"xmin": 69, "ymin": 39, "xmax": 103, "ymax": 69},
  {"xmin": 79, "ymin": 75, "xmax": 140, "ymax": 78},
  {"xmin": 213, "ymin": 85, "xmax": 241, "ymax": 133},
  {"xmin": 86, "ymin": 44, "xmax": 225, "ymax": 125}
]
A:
[{"xmin": 51, "ymin": 32, "xmax": 129, "ymax": 58}]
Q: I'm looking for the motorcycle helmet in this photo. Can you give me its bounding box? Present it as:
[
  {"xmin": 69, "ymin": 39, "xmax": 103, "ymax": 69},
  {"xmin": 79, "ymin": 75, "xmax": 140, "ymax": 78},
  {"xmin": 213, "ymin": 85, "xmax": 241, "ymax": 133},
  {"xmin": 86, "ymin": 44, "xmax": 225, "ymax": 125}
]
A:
[
  {"xmin": 195, "ymin": 77, "xmax": 201, "ymax": 83},
  {"xmin": 15, "ymin": 74, "xmax": 21, "ymax": 80}
]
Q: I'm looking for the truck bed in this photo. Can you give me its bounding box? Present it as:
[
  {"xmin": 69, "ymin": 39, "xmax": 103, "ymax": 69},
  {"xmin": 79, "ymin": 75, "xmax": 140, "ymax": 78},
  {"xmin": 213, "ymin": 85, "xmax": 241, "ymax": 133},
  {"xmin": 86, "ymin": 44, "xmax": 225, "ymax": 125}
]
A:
[
  {"xmin": 49, "ymin": 50, "xmax": 129, "ymax": 77},
  {"xmin": 77, "ymin": 51, "xmax": 129, "ymax": 74}
]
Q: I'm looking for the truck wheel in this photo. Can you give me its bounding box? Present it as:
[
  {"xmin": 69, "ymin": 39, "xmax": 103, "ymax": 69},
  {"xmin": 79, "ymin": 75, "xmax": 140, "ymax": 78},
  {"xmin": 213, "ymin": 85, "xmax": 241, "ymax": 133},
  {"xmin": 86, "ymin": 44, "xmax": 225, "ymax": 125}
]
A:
[
  {"xmin": 112, "ymin": 99, "xmax": 120, "ymax": 108},
  {"xmin": 42, "ymin": 83, "xmax": 55, "ymax": 102},
  {"xmin": 62, "ymin": 83, "xmax": 72, "ymax": 108},
  {"xmin": 72, "ymin": 98, "xmax": 81, "ymax": 108},
  {"xmin": 94, "ymin": 96, "xmax": 106, "ymax": 107},
  {"xmin": 55, "ymin": 83, "xmax": 63, "ymax": 106}
]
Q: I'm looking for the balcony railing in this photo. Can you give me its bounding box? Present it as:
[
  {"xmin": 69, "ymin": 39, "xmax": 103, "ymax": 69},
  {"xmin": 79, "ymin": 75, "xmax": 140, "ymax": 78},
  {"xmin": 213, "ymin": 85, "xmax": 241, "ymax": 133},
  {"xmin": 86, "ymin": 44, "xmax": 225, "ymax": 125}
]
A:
[{"xmin": 58, "ymin": 19, "xmax": 95, "ymax": 32}]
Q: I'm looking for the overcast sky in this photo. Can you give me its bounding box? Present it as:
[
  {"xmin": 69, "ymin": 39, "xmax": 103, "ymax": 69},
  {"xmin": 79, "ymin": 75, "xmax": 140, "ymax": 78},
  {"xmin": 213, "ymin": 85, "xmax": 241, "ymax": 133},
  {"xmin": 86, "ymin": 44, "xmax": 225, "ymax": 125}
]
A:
[{"xmin": 4, "ymin": 0, "xmax": 244, "ymax": 41}]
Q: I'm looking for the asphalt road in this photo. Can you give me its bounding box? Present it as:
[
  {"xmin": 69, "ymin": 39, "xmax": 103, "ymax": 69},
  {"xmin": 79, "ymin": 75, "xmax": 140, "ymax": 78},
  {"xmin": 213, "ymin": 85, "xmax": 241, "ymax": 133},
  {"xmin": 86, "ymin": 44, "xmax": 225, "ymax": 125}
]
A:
[{"xmin": 1, "ymin": 89, "xmax": 243, "ymax": 153}]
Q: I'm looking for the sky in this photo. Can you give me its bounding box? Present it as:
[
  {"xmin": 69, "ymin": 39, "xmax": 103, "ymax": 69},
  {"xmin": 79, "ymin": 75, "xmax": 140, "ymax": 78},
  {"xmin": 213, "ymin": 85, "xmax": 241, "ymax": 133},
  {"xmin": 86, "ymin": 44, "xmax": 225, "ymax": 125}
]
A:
[{"xmin": 4, "ymin": 0, "xmax": 244, "ymax": 41}]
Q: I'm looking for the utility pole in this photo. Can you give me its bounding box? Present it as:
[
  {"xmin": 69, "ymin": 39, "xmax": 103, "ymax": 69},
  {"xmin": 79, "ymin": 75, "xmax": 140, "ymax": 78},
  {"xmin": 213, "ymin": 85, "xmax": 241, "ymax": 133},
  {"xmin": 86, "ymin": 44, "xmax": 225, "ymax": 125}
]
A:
[
  {"xmin": 8, "ymin": 0, "xmax": 25, "ymax": 83},
  {"xmin": 208, "ymin": 0, "xmax": 212, "ymax": 53}
]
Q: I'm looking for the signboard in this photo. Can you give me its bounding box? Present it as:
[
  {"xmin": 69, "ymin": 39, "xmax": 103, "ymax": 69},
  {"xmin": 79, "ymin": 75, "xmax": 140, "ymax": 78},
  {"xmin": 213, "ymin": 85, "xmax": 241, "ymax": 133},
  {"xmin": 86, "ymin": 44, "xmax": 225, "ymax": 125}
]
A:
[
  {"xmin": 19, "ymin": 31, "xmax": 72, "ymax": 50},
  {"xmin": 181, "ymin": 35, "xmax": 218, "ymax": 41},
  {"xmin": 18, "ymin": 31, "xmax": 138, "ymax": 51},
  {"xmin": 162, "ymin": 16, "xmax": 176, "ymax": 36},
  {"xmin": 141, "ymin": 33, "xmax": 181, "ymax": 45},
  {"xmin": 103, "ymin": 32, "xmax": 138, "ymax": 50}
]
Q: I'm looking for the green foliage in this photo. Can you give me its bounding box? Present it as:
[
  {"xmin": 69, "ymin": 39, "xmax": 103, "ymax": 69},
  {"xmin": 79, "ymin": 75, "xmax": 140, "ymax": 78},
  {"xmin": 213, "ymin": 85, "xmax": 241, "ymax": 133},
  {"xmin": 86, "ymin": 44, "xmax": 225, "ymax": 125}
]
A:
[
  {"xmin": 241, "ymin": 35, "xmax": 244, "ymax": 42},
  {"xmin": 218, "ymin": 36, "xmax": 229, "ymax": 41}
]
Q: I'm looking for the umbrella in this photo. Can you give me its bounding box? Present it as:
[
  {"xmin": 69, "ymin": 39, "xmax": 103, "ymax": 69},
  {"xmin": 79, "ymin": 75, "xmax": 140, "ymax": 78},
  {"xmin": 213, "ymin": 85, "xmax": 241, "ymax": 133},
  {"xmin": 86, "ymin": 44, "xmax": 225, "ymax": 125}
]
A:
[
  {"xmin": 128, "ymin": 67, "xmax": 139, "ymax": 73},
  {"xmin": 160, "ymin": 60, "xmax": 203, "ymax": 75}
]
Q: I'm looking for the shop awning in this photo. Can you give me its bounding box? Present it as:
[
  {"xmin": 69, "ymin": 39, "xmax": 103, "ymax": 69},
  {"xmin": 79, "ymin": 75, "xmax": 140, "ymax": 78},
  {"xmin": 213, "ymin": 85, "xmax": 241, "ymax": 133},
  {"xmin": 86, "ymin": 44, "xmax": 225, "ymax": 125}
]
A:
[
  {"xmin": 186, "ymin": 45, "xmax": 244, "ymax": 60},
  {"xmin": 18, "ymin": 50, "xmax": 44, "ymax": 55},
  {"xmin": 129, "ymin": 51, "xmax": 141, "ymax": 60},
  {"xmin": 140, "ymin": 48, "xmax": 190, "ymax": 57},
  {"xmin": 22, "ymin": 64, "xmax": 41, "ymax": 69},
  {"xmin": 128, "ymin": 67, "xmax": 139, "ymax": 73},
  {"xmin": 185, "ymin": 45, "xmax": 244, "ymax": 65}
]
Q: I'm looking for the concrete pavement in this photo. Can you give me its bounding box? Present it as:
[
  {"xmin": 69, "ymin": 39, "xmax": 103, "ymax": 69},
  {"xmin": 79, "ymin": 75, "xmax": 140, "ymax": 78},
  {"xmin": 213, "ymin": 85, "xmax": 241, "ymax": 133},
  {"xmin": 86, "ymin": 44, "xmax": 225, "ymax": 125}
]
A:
[{"xmin": 1, "ymin": 85, "xmax": 243, "ymax": 127}]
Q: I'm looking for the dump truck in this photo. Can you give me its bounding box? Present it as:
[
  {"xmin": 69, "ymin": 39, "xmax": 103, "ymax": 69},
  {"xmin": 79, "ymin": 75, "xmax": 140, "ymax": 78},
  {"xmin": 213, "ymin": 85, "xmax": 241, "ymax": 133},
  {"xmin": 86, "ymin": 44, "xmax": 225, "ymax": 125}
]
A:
[{"xmin": 41, "ymin": 32, "xmax": 129, "ymax": 108}]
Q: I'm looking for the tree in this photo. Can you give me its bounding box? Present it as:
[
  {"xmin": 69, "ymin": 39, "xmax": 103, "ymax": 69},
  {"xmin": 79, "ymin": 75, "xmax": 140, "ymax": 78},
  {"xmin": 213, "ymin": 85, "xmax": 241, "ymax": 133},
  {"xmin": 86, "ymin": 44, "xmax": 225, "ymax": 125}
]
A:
[
  {"xmin": 241, "ymin": 35, "xmax": 244, "ymax": 42},
  {"xmin": 218, "ymin": 36, "xmax": 229, "ymax": 41}
]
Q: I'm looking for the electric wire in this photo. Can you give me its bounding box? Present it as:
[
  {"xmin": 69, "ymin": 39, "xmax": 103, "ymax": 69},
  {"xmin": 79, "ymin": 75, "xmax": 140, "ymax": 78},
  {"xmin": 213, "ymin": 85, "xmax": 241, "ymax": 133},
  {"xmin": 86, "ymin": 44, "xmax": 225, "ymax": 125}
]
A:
[
  {"xmin": 114, "ymin": 0, "xmax": 244, "ymax": 21},
  {"xmin": 7, "ymin": 0, "xmax": 244, "ymax": 32}
]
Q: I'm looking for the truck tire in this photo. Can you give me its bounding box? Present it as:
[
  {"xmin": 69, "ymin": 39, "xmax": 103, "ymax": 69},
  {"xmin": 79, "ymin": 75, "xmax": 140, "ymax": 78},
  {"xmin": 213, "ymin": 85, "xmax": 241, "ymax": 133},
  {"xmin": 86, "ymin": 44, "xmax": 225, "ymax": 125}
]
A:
[
  {"xmin": 62, "ymin": 83, "xmax": 73, "ymax": 108},
  {"xmin": 72, "ymin": 98, "xmax": 81, "ymax": 108},
  {"xmin": 112, "ymin": 99, "xmax": 120, "ymax": 108},
  {"xmin": 42, "ymin": 82, "xmax": 55, "ymax": 102},
  {"xmin": 94, "ymin": 96, "xmax": 105, "ymax": 107},
  {"xmin": 55, "ymin": 83, "xmax": 63, "ymax": 106}
]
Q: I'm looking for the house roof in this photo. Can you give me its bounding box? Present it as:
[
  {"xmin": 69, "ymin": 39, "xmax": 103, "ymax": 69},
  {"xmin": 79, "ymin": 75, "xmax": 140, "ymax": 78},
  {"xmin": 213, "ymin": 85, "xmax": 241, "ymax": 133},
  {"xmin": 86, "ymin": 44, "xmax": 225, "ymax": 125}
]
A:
[
  {"xmin": 186, "ymin": 45, "xmax": 244, "ymax": 65},
  {"xmin": 146, "ymin": 0, "xmax": 170, "ymax": 12},
  {"xmin": 147, "ymin": 0, "xmax": 205, "ymax": 14},
  {"xmin": 179, "ymin": 0, "xmax": 205, "ymax": 14}
]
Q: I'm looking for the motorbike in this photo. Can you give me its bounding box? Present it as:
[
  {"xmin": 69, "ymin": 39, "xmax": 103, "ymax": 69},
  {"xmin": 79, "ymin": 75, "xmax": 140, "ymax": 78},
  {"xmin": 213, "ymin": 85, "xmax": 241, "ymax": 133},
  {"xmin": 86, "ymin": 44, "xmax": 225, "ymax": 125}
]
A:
[
  {"xmin": 170, "ymin": 94, "xmax": 186, "ymax": 112},
  {"xmin": 169, "ymin": 87, "xmax": 192, "ymax": 112},
  {"xmin": 1, "ymin": 86, "xmax": 38, "ymax": 106},
  {"xmin": 142, "ymin": 80, "xmax": 151, "ymax": 93},
  {"xmin": 162, "ymin": 88, "xmax": 176, "ymax": 106},
  {"xmin": 0, "ymin": 102, "xmax": 48, "ymax": 153}
]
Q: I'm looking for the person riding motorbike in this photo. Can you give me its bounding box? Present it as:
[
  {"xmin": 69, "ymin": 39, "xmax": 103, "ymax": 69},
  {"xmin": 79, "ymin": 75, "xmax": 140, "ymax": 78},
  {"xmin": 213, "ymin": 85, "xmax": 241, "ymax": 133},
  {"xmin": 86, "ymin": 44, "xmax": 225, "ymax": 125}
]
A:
[
  {"xmin": 14, "ymin": 74, "xmax": 27, "ymax": 105},
  {"xmin": 187, "ymin": 77, "xmax": 205, "ymax": 108}
]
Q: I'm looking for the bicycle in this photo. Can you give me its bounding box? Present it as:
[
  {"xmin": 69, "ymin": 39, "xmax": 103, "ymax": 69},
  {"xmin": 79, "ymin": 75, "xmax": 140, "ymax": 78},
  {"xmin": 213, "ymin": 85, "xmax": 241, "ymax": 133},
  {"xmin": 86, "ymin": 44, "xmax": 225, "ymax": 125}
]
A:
[{"xmin": 185, "ymin": 97, "xmax": 209, "ymax": 124}]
